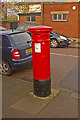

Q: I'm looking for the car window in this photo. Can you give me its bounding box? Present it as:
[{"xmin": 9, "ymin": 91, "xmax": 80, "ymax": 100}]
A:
[
  {"xmin": 24, "ymin": 25, "xmax": 34, "ymax": 31},
  {"xmin": 24, "ymin": 24, "xmax": 39, "ymax": 31},
  {"xmin": 10, "ymin": 32, "xmax": 32, "ymax": 45},
  {"xmin": 17, "ymin": 25, "xmax": 25, "ymax": 31},
  {"xmin": 24, "ymin": 26, "xmax": 29, "ymax": 31}
]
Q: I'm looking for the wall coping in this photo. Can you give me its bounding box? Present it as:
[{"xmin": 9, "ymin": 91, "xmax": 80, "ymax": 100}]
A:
[{"xmin": 43, "ymin": 2, "xmax": 79, "ymax": 5}]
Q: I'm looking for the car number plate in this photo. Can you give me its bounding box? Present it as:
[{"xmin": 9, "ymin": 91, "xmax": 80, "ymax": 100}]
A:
[{"xmin": 26, "ymin": 48, "xmax": 32, "ymax": 53}]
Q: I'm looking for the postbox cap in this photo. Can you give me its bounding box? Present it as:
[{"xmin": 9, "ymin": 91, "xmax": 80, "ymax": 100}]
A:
[{"xmin": 28, "ymin": 25, "xmax": 53, "ymax": 33}]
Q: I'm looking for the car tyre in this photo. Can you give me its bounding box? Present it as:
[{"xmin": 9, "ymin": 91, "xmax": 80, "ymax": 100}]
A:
[
  {"xmin": 50, "ymin": 39, "xmax": 59, "ymax": 48},
  {"xmin": 0, "ymin": 60, "xmax": 12, "ymax": 76}
]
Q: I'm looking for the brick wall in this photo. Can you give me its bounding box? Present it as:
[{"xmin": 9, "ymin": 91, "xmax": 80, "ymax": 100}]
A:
[
  {"xmin": 43, "ymin": 3, "xmax": 79, "ymax": 38},
  {"xmin": 18, "ymin": 15, "xmax": 41, "ymax": 26},
  {"xmin": 18, "ymin": 16, "xmax": 27, "ymax": 25},
  {"xmin": 0, "ymin": 21, "xmax": 10, "ymax": 29},
  {"xmin": 35, "ymin": 16, "xmax": 41, "ymax": 24}
]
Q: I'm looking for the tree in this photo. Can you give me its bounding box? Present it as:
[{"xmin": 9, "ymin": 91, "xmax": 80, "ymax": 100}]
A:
[
  {"xmin": 2, "ymin": 1, "xmax": 18, "ymax": 20},
  {"xmin": 2, "ymin": 1, "xmax": 7, "ymax": 20},
  {"xmin": 2, "ymin": 1, "xmax": 29, "ymax": 21}
]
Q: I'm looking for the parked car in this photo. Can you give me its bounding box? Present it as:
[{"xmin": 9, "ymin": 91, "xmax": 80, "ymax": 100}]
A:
[
  {"xmin": 50, "ymin": 31, "xmax": 71, "ymax": 48},
  {"xmin": 0, "ymin": 30, "xmax": 32, "ymax": 76},
  {"xmin": 16, "ymin": 24, "xmax": 71, "ymax": 48},
  {"xmin": 0, "ymin": 26, "xmax": 7, "ymax": 31}
]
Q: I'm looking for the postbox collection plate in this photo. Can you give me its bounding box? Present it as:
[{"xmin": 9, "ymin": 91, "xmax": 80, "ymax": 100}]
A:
[{"xmin": 35, "ymin": 43, "xmax": 41, "ymax": 53}]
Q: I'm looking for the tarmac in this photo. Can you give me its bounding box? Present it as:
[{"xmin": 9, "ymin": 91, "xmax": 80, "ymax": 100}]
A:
[{"xmin": 1, "ymin": 42, "xmax": 80, "ymax": 119}]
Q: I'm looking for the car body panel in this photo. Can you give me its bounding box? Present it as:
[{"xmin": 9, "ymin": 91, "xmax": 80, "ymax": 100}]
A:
[
  {"xmin": 50, "ymin": 31, "xmax": 71, "ymax": 47},
  {"xmin": 1, "ymin": 30, "xmax": 32, "ymax": 71}
]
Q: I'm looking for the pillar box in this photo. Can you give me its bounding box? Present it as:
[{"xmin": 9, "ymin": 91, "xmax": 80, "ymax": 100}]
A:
[{"xmin": 28, "ymin": 26, "xmax": 53, "ymax": 97}]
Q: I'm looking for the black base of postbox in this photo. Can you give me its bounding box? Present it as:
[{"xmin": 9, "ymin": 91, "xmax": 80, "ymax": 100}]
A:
[{"xmin": 33, "ymin": 78, "xmax": 51, "ymax": 97}]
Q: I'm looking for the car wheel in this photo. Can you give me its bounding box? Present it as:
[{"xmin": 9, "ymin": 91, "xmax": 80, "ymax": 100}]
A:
[
  {"xmin": 50, "ymin": 39, "xmax": 59, "ymax": 48},
  {"xmin": 0, "ymin": 60, "xmax": 12, "ymax": 76}
]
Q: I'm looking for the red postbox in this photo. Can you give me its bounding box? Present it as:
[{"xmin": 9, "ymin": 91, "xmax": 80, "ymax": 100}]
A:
[{"xmin": 28, "ymin": 26, "xmax": 53, "ymax": 97}]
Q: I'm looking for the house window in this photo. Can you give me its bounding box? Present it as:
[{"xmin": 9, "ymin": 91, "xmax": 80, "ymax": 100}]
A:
[
  {"xmin": 52, "ymin": 14, "xmax": 67, "ymax": 21},
  {"xmin": 26, "ymin": 16, "xmax": 30, "ymax": 22},
  {"xmin": 26, "ymin": 16, "xmax": 35, "ymax": 23},
  {"xmin": 31, "ymin": 16, "xmax": 35, "ymax": 22}
]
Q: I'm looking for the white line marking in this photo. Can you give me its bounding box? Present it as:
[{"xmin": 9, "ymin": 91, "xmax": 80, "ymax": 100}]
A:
[{"xmin": 50, "ymin": 53, "xmax": 79, "ymax": 58}]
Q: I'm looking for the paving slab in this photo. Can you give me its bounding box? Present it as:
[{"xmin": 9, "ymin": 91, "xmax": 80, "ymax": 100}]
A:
[
  {"xmin": 36, "ymin": 90, "xmax": 78, "ymax": 118},
  {"xmin": 10, "ymin": 89, "xmax": 60, "ymax": 115},
  {"xmin": 2, "ymin": 76, "xmax": 18, "ymax": 90},
  {"xmin": 0, "ymin": 75, "xmax": 2, "ymax": 119},
  {"xmin": 3, "ymin": 105, "xmax": 35, "ymax": 118},
  {"xmin": 3, "ymin": 76, "xmax": 33, "ymax": 97},
  {"xmin": 2, "ymin": 92, "xmax": 20, "ymax": 118},
  {"xmin": 6, "ymin": 82, "xmax": 33, "ymax": 97},
  {"xmin": 71, "ymin": 92, "xmax": 80, "ymax": 99}
]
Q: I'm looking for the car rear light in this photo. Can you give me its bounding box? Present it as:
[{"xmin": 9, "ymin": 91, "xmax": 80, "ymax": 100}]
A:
[{"xmin": 12, "ymin": 49, "xmax": 21, "ymax": 59}]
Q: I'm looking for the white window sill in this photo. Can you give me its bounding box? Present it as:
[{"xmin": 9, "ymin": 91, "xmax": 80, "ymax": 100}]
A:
[
  {"xmin": 52, "ymin": 20, "xmax": 67, "ymax": 22},
  {"xmin": 26, "ymin": 21, "xmax": 35, "ymax": 23}
]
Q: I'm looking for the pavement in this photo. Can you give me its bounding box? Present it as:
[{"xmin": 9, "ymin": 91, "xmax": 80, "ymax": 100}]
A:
[
  {"xmin": 69, "ymin": 42, "xmax": 80, "ymax": 48},
  {"xmin": 2, "ymin": 75, "xmax": 79, "ymax": 119}
]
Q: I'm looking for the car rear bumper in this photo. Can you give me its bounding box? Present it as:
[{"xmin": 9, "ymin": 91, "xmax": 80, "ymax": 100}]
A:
[{"xmin": 11, "ymin": 55, "xmax": 32, "ymax": 70}]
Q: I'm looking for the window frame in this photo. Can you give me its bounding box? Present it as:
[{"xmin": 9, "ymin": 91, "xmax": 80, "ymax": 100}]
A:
[
  {"xmin": 52, "ymin": 13, "xmax": 67, "ymax": 22},
  {"xmin": 26, "ymin": 16, "xmax": 35, "ymax": 23},
  {"xmin": 26, "ymin": 16, "xmax": 30, "ymax": 22}
]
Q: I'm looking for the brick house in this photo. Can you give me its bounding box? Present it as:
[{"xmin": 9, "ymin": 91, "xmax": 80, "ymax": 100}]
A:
[
  {"xmin": 18, "ymin": 2, "xmax": 80, "ymax": 39},
  {"xmin": 18, "ymin": 12, "xmax": 41, "ymax": 25},
  {"xmin": 18, "ymin": 2, "xmax": 42, "ymax": 25},
  {"xmin": 43, "ymin": 2, "xmax": 80, "ymax": 39}
]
